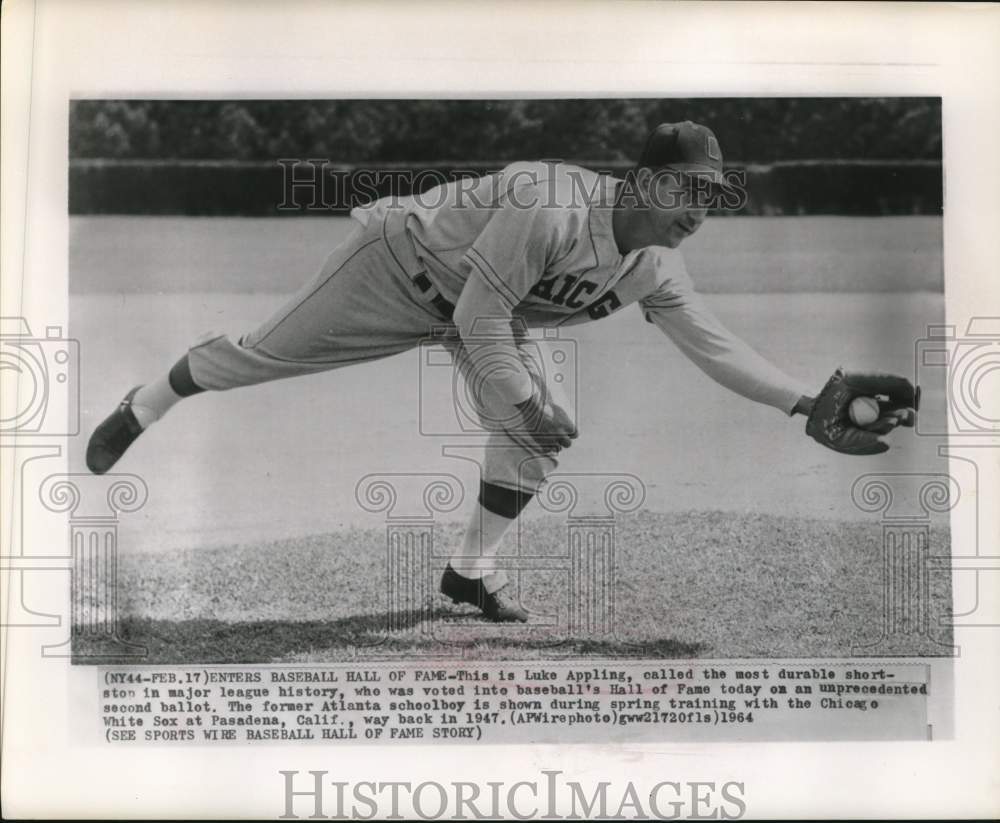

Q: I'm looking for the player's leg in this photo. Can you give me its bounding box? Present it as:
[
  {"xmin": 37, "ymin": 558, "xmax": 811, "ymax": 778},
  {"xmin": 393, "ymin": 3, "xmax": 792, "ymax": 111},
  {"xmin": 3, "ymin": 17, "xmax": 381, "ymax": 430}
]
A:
[
  {"xmin": 85, "ymin": 355, "xmax": 206, "ymax": 474},
  {"xmin": 86, "ymin": 220, "xmax": 436, "ymax": 474},
  {"xmin": 440, "ymin": 340, "xmax": 569, "ymax": 622},
  {"xmin": 441, "ymin": 457, "xmax": 552, "ymax": 623}
]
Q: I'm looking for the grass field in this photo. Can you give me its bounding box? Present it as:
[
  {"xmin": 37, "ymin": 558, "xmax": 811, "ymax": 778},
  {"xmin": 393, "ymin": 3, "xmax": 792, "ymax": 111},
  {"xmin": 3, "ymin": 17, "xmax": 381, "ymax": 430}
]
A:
[
  {"xmin": 69, "ymin": 215, "xmax": 951, "ymax": 663},
  {"xmin": 76, "ymin": 510, "xmax": 952, "ymax": 663}
]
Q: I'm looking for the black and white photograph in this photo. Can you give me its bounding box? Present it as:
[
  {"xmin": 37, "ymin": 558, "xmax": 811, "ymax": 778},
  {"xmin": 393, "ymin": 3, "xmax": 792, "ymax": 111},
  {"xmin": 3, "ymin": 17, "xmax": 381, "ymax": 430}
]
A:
[
  {"xmin": 2, "ymin": 1, "xmax": 998, "ymax": 819},
  {"xmin": 68, "ymin": 97, "xmax": 947, "ymax": 662}
]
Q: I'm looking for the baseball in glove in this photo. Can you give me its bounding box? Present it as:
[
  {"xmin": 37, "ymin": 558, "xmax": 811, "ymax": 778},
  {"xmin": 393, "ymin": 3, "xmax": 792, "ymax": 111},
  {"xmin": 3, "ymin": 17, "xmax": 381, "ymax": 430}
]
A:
[{"xmin": 805, "ymin": 368, "xmax": 920, "ymax": 455}]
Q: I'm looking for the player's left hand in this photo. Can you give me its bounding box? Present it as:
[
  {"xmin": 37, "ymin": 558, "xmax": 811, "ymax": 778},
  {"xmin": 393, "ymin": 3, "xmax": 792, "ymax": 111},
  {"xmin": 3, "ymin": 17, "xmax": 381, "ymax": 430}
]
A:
[
  {"xmin": 512, "ymin": 388, "xmax": 578, "ymax": 453},
  {"xmin": 805, "ymin": 368, "xmax": 919, "ymax": 455}
]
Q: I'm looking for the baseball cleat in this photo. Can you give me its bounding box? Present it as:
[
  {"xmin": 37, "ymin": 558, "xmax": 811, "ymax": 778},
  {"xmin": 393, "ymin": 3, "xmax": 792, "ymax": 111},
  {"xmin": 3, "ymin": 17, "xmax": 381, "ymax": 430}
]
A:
[
  {"xmin": 86, "ymin": 386, "xmax": 145, "ymax": 474},
  {"xmin": 440, "ymin": 564, "xmax": 528, "ymax": 623}
]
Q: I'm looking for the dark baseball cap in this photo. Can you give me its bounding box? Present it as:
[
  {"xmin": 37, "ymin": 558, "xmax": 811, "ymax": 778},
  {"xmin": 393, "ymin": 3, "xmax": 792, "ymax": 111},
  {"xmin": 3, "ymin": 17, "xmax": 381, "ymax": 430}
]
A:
[{"xmin": 637, "ymin": 121, "xmax": 724, "ymax": 184}]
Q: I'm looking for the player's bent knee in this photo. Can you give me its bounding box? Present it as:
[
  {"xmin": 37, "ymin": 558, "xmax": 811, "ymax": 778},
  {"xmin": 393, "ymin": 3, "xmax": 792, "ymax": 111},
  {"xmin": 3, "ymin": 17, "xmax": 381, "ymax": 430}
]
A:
[
  {"xmin": 483, "ymin": 431, "xmax": 564, "ymax": 499},
  {"xmin": 515, "ymin": 450, "xmax": 561, "ymax": 496}
]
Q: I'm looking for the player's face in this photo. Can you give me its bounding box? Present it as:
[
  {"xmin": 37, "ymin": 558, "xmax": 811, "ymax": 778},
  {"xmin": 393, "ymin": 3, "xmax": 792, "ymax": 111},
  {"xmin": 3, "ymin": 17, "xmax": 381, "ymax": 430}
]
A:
[{"xmin": 642, "ymin": 169, "xmax": 709, "ymax": 249}]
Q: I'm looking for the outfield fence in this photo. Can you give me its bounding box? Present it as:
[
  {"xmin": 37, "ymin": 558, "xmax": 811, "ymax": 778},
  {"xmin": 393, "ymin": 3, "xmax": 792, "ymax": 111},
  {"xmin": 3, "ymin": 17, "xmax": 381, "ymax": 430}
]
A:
[{"xmin": 69, "ymin": 158, "xmax": 942, "ymax": 217}]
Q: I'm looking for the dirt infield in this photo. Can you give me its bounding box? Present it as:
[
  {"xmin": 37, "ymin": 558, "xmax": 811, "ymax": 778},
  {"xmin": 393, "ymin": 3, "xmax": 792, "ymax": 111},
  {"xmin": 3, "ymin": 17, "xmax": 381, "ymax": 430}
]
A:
[
  {"xmin": 70, "ymin": 214, "xmax": 943, "ymax": 294},
  {"xmin": 69, "ymin": 288, "xmax": 948, "ymax": 550}
]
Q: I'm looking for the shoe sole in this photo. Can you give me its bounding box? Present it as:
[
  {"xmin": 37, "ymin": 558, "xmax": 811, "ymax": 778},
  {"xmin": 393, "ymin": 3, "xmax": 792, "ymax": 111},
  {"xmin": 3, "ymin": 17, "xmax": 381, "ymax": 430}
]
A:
[{"xmin": 443, "ymin": 594, "xmax": 528, "ymax": 623}]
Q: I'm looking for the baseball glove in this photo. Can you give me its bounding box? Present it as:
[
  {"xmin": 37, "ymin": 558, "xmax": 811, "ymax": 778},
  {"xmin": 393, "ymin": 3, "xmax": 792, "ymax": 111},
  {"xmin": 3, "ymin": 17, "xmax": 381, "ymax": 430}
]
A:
[{"xmin": 806, "ymin": 368, "xmax": 919, "ymax": 455}]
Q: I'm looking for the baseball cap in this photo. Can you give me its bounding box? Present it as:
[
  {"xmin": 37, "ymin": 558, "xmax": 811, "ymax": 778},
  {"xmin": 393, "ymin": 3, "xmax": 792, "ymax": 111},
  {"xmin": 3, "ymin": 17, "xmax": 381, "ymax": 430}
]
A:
[{"xmin": 637, "ymin": 121, "xmax": 724, "ymax": 184}]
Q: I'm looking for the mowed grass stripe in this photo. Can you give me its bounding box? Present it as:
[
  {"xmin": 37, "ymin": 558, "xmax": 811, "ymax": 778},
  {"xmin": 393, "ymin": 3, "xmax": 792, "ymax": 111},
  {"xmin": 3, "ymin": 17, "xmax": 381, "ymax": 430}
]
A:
[{"xmin": 75, "ymin": 510, "xmax": 951, "ymax": 663}]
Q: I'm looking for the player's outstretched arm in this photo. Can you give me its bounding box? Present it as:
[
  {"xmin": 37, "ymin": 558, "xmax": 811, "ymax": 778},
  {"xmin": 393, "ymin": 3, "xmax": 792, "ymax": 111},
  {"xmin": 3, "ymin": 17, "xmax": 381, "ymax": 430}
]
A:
[
  {"xmin": 453, "ymin": 180, "xmax": 578, "ymax": 453},
  {"xmin": 641, "ymin": 289, "xmax": 917, "ymax": 455},
  {"xmin": 642, "ymin": 286, "xmax": 811, "ymax": 415}
]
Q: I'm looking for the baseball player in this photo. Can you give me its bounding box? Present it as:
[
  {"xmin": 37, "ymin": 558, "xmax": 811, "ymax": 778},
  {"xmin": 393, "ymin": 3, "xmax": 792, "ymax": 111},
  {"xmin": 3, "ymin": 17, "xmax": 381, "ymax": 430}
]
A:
[{"xmin": 86, "ymin": 121, "xmax": 919, "ymax": 623}]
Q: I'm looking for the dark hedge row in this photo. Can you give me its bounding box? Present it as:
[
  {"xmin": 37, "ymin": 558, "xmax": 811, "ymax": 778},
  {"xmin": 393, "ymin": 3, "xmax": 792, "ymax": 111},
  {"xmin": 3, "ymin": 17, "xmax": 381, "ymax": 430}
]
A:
[
  {"xmin": 70, "ymin": 99, "xmax": 941, "ymax": 164},
  {"xmin": 69, "ymin": 159, "xmax": 942, "ymax": 217}
]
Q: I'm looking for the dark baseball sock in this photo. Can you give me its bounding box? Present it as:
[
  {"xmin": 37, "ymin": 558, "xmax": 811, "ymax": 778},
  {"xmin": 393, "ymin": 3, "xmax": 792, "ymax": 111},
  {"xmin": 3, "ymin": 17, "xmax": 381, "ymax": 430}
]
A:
[
  {"xmin": 478, "ymin": 481, "xmax": 533, "ymax": 519},
  {"xmin": 167, "ymin": 354, "xmax": 205, "ymax": 397}
]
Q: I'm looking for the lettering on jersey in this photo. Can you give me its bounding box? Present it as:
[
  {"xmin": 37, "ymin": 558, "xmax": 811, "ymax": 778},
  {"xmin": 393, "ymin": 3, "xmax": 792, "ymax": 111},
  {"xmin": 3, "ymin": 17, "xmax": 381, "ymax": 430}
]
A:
[
  {"xmin": 552, "ymin": 276, "xmax": 579, "ymax": 305},
  {"xmin": 530, "ymin": 274, "xmax": 598, "ymax": 309},
  {"xmin": 530, "ymin": 273, "xmax": 621, "ymax": 318},
  {"xmin": 586, "ymin": 291, "xmax": 622, "ymax": 319},
  {"xmin": 565, "ymin": 279, "xmax": 597, "ymax": 309},
  {"xmin": 531, "ymin": 276, "xmax": 559, "ymax": 301}
]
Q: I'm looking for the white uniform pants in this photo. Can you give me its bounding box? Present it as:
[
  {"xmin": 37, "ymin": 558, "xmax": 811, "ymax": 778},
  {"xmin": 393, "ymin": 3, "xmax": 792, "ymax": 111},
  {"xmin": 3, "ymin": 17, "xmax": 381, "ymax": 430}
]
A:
[{"xmin": 186, "ymin": 217, "xmax": 566, "ymax": 494}]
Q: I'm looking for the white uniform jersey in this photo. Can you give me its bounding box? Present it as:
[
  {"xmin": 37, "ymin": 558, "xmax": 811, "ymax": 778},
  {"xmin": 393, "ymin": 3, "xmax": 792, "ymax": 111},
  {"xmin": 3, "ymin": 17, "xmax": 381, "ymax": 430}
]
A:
[{"xmin": 354, "ymin": 161, "xmax": 808, "ymax": 413}]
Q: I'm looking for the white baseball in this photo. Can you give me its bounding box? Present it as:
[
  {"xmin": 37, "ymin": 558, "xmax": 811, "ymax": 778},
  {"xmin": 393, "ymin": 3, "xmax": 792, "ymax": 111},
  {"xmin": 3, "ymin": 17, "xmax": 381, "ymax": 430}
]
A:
[{"xmin": 849, "ymin": 396, "xmax": 880, "ymax": 427}]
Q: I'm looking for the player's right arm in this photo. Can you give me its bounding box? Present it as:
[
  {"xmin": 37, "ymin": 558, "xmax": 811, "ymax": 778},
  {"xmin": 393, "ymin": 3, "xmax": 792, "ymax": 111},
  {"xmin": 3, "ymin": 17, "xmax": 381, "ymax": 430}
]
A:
[
  {"xmin": 452, "ymin": 274, "xmax": 534, "ymax": 404},
  {"xmin": 453, "ymin": 174, "xmax": 577, "ymax": 449}
]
